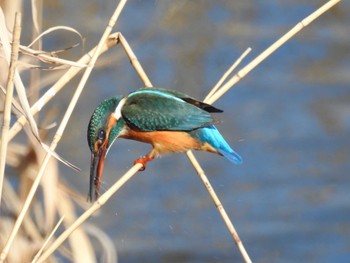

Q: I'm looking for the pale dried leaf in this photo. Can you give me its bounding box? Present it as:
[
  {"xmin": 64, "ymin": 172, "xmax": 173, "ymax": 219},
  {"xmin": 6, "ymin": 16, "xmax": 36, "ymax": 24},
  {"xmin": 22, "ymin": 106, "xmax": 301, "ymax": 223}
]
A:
[
  {"xmin": 84, "ymin": 224, "xmax": 118, "ymax": 263},
  {"xmin": 32, "ymin": 217, "xmax": 65, "ymax": 263},
  {"xmin": 27, "ymin": 26, "xmax": 84, "ymax": 49}
]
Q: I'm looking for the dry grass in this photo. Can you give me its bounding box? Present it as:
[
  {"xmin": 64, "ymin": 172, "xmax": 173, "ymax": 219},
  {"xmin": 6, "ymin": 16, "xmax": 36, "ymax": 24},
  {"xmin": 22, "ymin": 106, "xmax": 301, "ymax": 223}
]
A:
[{"xmin": 0, "ymin": 0, "xmax": 341, "ymax": 262}]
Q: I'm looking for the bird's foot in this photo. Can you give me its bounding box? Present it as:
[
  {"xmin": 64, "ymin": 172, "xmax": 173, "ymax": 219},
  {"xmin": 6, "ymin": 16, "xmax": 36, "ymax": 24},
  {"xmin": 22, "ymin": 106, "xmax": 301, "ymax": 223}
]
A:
[{"xmin": 133, "ymin": 156, "xmax": 154, "ymax": 171}]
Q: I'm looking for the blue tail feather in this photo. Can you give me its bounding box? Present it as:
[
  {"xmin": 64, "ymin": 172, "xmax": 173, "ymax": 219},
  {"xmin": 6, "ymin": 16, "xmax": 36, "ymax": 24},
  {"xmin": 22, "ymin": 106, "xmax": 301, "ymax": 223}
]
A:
[
  {"xmin": 219, "ymin": 148, "xmax": 242, "ymax": 164},
  {"xmin": 191, "ymin": 125, "xmax": 242, "ymax": 164}
]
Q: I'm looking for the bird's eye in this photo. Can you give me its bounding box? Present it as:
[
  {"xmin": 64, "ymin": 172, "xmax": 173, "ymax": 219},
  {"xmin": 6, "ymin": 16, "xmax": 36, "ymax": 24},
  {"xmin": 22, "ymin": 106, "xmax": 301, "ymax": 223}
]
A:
[{"xmin": 98, "ymin": 129, "xmax": 106, "ymax": 140}]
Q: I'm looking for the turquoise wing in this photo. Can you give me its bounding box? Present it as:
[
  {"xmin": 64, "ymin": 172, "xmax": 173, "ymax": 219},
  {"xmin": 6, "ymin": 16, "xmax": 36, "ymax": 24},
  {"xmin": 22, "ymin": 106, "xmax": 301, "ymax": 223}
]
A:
[{"xmin": 121, "ymin": 89, "xmax": 214, "ymax": 131}]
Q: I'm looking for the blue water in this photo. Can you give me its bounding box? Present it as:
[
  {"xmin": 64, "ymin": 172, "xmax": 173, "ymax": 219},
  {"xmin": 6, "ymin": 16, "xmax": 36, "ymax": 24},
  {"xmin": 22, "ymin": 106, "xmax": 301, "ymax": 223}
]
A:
[{"xmin": 32, "ymin": 1, "xmax": 350, "ymax": 262}]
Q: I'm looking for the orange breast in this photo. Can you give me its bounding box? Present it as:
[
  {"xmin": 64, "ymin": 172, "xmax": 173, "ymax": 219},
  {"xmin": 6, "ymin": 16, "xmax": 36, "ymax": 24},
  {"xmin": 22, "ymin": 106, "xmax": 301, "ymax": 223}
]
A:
[{"xmin": 121, "ymin": 129, "xmax": 207, "ymax": 155}]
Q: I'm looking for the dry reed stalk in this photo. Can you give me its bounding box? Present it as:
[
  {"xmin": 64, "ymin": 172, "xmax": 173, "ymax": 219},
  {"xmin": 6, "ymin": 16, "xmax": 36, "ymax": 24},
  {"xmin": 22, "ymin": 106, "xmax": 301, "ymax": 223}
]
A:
[
  {"xmin": 0, "ymin": 1, "xmax": 127, "ymax": 261},
  {"xmin": 31, "ymin": 216, "xmax": 64, "ymax": 263},
  {"xmin": 0, "ymin": 12, "xmax": 21, "ymax": 206},
  {"xmin": 207, "ymin": 0, "xmax": 342, "ymax": 105},
  {"xmin": 186, "ymin": 49, "xmax": 253, "ymax": 260},
  {"xmin": 0, "ymin": 11, "xmax": 39, "ymax": 143},
  {"xmin": 183, "ymin": 49, "xmax": 255, "ymax": 263},
  {"xmin": 119, "ymin": 33, "xmax": 152, "ymax": 87},
  {"xmin": 186, "ymin": 151, "xmax": 251, "ymax": 262},
  {"xmin": 29, "ymin": 0, "xmax": 42, "ymax": 107},
  {"xmin": 204, "ymin": 47, "xmax": 251, "ymax": 101}
]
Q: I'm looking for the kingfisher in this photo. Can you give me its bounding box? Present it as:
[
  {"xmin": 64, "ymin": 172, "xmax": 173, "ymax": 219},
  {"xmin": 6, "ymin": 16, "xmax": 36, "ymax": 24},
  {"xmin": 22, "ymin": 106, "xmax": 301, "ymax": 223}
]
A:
[{"xmin": 87, "ymin": 87, "xmax": 242, "ymax": 201}]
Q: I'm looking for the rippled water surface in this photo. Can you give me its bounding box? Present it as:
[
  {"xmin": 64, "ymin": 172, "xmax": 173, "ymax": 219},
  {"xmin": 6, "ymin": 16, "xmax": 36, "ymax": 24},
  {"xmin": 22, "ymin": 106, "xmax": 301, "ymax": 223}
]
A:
[{"xmin": 26, "ymin": 1, "xmax": 350, "ymax": 262}]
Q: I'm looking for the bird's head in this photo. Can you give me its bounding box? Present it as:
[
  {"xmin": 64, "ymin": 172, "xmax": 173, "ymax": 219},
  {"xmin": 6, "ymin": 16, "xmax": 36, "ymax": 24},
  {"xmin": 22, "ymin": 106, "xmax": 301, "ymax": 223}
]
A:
[{"xmin": 87, "ymin": 96, "xmax": 126, "ymax": 201}]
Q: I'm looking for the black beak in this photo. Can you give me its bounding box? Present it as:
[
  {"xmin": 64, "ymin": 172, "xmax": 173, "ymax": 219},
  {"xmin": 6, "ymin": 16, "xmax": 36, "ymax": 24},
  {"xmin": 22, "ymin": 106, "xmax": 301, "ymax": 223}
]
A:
[{"xmin": 88, "ymin": 142, "xmax": 107, "ymax": 202}]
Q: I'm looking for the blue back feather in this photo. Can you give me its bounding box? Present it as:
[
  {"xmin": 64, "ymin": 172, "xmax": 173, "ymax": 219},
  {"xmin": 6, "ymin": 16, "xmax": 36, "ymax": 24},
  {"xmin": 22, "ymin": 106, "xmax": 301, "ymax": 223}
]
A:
[{"xmin": 191, "ymin": 126, "xmax": 242, "ymax": 164}]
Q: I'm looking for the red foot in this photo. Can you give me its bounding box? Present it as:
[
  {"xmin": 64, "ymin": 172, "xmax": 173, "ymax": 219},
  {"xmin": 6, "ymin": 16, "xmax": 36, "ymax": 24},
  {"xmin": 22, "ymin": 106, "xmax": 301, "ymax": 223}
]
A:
[{"xmin": 133, "ymin": 156, "xmax": 154, "ymax": 171}]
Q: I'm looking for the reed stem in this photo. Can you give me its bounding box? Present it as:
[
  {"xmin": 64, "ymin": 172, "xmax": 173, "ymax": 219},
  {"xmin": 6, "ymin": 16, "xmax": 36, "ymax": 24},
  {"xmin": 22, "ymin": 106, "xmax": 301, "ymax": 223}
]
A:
[
  {"xmin": 0, "ymin": 12, "xmax": 21, "ymax": 207},
  {"xmin": 207, "ymin": 0, "xmax": 341, "ymax": 105}
]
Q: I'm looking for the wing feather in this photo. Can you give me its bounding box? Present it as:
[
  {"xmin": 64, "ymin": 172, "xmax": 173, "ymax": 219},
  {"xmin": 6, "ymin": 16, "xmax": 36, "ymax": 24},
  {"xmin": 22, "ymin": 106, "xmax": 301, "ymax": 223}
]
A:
[{"xmin": 121, "ymin": 89, "xmax": 214, "ymax": 131}]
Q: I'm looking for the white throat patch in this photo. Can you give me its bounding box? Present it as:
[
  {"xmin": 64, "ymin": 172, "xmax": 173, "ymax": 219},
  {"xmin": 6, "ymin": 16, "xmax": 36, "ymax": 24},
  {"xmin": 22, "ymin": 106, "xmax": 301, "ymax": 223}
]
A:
[{"xmin": 113, "ymin": 97, "xmax": 127, "ymax": 120}]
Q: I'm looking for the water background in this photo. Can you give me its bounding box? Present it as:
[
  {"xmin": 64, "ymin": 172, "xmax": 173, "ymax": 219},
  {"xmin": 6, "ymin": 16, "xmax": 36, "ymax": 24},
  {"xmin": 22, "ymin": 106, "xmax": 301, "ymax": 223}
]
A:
[{"xmin": 21, "ymin": 1, "xmax": 350, "ymax": 262}]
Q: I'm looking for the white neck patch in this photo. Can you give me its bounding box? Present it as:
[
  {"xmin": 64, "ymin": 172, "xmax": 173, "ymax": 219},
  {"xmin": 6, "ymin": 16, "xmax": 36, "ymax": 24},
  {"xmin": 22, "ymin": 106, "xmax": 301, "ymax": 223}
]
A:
[{"xmin": 113, "ymin": 97, "xmax": 127, "ymax": 120}]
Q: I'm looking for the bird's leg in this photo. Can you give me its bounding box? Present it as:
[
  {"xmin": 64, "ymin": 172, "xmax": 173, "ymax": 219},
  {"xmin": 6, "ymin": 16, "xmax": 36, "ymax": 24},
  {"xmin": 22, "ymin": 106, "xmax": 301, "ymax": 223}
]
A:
[
  {"xmin": 133, "ymin": 148, "xmax": 157, "ymax": 171},
  {"xmin": 133, "ymin": 156, "xmax": 154, "ymax": 171}
]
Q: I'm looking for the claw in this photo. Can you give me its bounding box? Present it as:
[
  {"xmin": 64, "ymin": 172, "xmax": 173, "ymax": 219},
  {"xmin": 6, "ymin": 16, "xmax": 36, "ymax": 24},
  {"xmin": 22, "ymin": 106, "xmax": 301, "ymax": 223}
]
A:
[{"xmin": 133, "ymin": 156, "xmax": 154, "ymax": 171}]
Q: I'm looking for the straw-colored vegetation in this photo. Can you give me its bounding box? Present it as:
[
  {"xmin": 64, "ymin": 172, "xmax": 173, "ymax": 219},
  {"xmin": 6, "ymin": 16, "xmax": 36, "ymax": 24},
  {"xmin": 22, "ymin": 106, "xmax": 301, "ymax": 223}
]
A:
[{"xmin": 0, "ymin": 0, "xmax": 340, "ymax": 262}]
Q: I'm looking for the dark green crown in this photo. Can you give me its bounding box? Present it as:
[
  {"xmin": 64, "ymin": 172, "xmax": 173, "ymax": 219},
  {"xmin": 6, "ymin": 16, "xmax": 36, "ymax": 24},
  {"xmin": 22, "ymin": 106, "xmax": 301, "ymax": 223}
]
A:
[{"xmin": 87, "ymin": 96, "xmax": 123, "ymax": 152}]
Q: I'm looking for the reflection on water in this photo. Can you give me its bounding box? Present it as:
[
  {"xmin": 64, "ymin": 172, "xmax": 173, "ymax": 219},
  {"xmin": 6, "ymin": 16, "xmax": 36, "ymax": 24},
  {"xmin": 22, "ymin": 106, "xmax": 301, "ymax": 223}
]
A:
[{"xmin": 34, "ymin": 1, "xmax": 350, "ymax": 262}]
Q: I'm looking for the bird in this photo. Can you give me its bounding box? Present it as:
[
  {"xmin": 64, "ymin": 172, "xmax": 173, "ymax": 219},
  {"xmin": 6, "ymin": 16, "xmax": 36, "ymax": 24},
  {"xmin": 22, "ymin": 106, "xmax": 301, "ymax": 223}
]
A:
[{"xmin": 87, "ymin": 87, "xmax": 242, "ymax": 201}]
